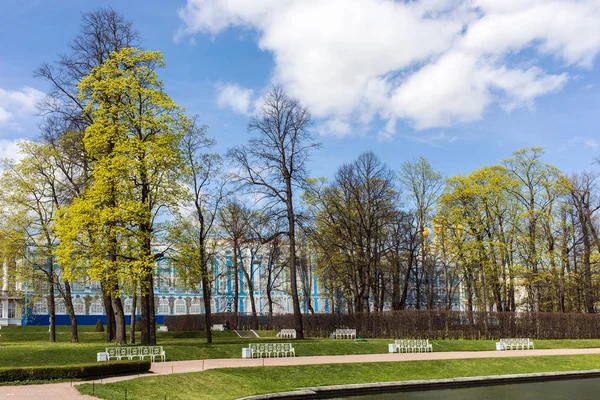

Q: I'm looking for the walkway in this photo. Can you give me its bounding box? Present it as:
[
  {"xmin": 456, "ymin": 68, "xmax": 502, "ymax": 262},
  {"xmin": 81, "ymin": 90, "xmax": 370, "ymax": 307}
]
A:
[{"xmin": 3, "ymin": 348, "xmax": 600, "ymax": 399}]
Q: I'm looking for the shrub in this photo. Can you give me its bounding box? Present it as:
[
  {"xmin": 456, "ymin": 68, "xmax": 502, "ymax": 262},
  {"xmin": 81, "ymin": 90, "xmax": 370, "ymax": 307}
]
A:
[
  {"xmin": 166, "ymin": 310, "xmax": 600, "ymax": 340},
  {"xmin": 0, "ymin": 361, "xmax": 150, "ymax": 383},
  {"xmin": 95, "ymin": 319, "xmax": 104, "ymax": 332},
  {"xmin": 135, "ymin": 317, "xmax": 142, "ymax": 332}
]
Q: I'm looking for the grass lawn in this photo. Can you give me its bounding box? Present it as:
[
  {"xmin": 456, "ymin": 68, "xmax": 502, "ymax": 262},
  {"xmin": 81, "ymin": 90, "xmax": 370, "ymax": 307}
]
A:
[
  {"xmin": 77, "ymin": 354, "xmax": 600, "ymax": 400},
  {"xmin": 2, "ymin": 326, "xmax": 600, "ymax": 368}
]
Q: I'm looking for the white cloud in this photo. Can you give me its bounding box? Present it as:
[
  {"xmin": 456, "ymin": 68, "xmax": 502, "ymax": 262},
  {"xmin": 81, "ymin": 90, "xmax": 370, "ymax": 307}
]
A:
[
  {"xmin": 215, "ymin": 82, "xmax": 254, "ymax": 115},
  {"xmin": 406, "ymin": 132, "xmax": 460, "ymax": 147},
  {"xmin": 0, "ymin": 139, "xmax": 27, "ymax": 163},
  {"xmin": 0, "ymin": 86, "xmax": 45, "ymax": 127},
  {"xmin": 178, "ymin": 0, "xmax": 600, "ymax": 137},
  {"xmin": 569, "ymin": 136, "xmax": 600, "ymax": 150}
]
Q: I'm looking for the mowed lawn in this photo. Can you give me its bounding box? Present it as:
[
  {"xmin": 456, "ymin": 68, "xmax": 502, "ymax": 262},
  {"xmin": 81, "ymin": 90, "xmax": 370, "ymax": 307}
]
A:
[
  {"xmin": 77, "ymin": 354, "xmax": 600, "ymax": 400},
  {"xmin": 2, "ymin": 325, "xmax": 600, "ymax": 368}
]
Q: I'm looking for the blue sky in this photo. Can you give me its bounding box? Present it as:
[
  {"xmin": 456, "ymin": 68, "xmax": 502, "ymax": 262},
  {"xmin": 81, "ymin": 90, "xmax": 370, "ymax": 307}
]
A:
[{"xmin": 1, "ymin": 0, "xmax": 599, "ymax": 180}]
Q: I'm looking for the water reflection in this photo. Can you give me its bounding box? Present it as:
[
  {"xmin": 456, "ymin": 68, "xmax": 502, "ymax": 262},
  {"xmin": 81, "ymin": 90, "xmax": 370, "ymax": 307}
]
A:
[{"xmin": 344, "ymin": 377, "xmax": 600, "ymax": 400}]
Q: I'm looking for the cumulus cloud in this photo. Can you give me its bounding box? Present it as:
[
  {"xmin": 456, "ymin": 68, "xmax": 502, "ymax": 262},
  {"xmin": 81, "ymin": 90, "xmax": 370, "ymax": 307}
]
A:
[
  {"xmin": 0, "ymin": 139, "xmax": 27, "ymax": 163},
  {"xmin": 215, "ymin": 82, "xmax": 254, "ymax": 115},
  {"xmin": 178, "ymin": 0, "xmax": 600, "ymax": 137},
  {"xmin": 0, "ymin": 86, "xmax": 45, "ymax": 127}
]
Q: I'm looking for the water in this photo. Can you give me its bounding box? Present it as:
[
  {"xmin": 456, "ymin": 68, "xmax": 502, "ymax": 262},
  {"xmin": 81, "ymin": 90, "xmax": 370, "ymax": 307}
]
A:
[{"xmin": 345, "ymin": 377, "xmax": 600, "ymax": 399}]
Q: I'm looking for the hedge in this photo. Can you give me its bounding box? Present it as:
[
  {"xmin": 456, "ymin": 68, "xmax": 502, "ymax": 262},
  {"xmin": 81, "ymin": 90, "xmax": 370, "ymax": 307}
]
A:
[
  {"xmin": 0, "ymin": 360, "xmax": 150, "ymax": 383},
  {"xmin": 166, "ymin": 310, "xmax": 600, "ymax": 340}
]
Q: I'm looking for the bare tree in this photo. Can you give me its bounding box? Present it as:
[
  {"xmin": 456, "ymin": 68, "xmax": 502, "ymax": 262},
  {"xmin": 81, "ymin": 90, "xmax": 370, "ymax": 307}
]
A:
[
  {"xmin": 168, "ymin": 117, "xmax": 224, "ymax": 344},
  {"xmin": 227, "ymin": 86, "xmax": 320, "ymax": 339},
  {"xmin": 398, "ymin": 157, "xmax": 444, "ymax": 309}
]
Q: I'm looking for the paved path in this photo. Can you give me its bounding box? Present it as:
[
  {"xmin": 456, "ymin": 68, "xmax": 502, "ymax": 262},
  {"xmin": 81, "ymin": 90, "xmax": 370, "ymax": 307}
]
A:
[{"xmin": 3, "ymin": 348, "xmax": 600, "ymax": 399}]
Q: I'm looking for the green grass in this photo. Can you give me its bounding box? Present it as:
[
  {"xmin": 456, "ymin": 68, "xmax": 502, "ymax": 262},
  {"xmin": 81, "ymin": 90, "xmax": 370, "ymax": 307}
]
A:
[
  {"xmin": 77, "ymin": 354, "xmax": 600, "ymax": 400},
  {"xmin": 2, "ymin": 325, "xmax": 600, "ymax": 368}
]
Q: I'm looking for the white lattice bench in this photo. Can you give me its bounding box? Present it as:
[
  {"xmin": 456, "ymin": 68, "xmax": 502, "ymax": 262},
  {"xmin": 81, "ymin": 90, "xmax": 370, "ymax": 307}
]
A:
[
  {"xmin": 392, "ymin": 339, "xmax": 433, "ymax": 353},
  {"xmin": 499, "ymin": 338, "xmax": 534, "ymax": 350},
  {"xmin": 276, "ymin": 329, "xmax": 297, "ymax": 339},
  {"xmin": 105, "ymin": 346, "xmax": 166, "ymax": 362},
  {"xmin": 334, "ymin": 328, "xmax": 356, "ymax": 339},
  {"xmin": 247, "ymin": 343, "xmax": 295, "ymax": 358},
  {"xmin": 211, "ymin": 324, "xmax": 225, "ymax": 331}
]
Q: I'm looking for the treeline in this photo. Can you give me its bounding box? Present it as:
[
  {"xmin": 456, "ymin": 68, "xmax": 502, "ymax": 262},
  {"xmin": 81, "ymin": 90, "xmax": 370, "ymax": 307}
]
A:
[
  {"xmin": 1, "ymin": 8, "xmax": 599, "ymax": 347},
  {"xmin": 305, "ymin": 149, "xmax": 600, "ymax": 319}
]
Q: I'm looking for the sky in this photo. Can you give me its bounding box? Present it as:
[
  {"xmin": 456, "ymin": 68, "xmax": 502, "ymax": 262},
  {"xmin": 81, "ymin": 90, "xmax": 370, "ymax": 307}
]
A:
[{"xmin": 1, "ymin": 0, "xmax": 600, "ymax": 180}]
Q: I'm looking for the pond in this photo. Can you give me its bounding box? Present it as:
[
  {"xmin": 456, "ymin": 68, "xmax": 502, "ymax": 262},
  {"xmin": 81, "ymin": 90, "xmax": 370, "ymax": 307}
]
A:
[{"xmin": 344, "ymin": 377, "xmax": 600, "ymax": 400}]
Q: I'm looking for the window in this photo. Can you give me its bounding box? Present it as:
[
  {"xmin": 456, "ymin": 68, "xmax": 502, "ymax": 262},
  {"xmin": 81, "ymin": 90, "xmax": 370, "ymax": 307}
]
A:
[
  {"xmin": 159, "ymin": 271, "xmax": 170, "ymax": 291},
  {"xmin": 0, "ymin": 302, "xmax": 3, "ymax": 318},
  {"xmin": 189, "ymin": 299, "xmax": 203, "ymax": 314},
  {"xmin": 157, "ymin": 297, "xmax": 170, "ymax": 314},
  {"xmin": 55, "ymin": 299, "xmax": 66, "ymax": 314},
  {"xmin": 174, "ymin": 299, "xmax": 186, "ymax": 315},
  {"xmin": 34, "ymin": 300, "xmax": 48, "ymax": 315},
  {"xmin": 90, "ymin": 300, "xmax": 104, "ymax": 315},
  {"xmin": 124, "ymin": 298, "xmax": 132, "ymax": 315},
  {"xmin": 73, "ymin": 298, "xmax": 85, "ymax": 314},
  {"xmin": 8, "ymin": 300, "xmax": 16, "ymax": 319}
]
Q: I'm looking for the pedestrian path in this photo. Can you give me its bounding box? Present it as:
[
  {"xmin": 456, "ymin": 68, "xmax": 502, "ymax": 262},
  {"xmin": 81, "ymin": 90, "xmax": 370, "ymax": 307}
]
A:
[{"xmin": 3, "ymin": 348, "xmax": 600, "ymax": 399}]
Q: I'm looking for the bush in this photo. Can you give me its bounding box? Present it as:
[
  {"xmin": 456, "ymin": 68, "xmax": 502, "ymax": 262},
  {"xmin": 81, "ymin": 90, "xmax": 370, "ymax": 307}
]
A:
[
  {"xmin": 165, "ymin": 313, "xmax": 271, "ymax": 331},
  {"xmin": 0, "ymin": 361, "xmax": 150, "ymax": 383},
  {"xmin": 134, "ymin": 317, "xmax": 142, "ymax": 332},
  {"xmin": 95, "ymin": 319, "xmax": 104, "ymax": 332},
  {"xmin": 166, "ymin": 310, "xmax": 600, "ymax": 340}
]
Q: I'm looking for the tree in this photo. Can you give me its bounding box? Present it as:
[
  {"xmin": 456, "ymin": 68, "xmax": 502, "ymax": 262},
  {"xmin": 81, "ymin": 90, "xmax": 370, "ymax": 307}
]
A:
[
  {"xmin": 503, "ymin": 148, "xmax": 562, "ymax": 312},
  {"xmin": 227, "ymin": 86, "xmax": 320, "ymax": 339},
  {"xmin": 398, "ymin": 157, "xmax": 444, "ymax": 309},
  {"xmin": 36, "ymin": 7, "xmax": 140, "ymax": 343},
  {"xmin": 57, "ymin": 48, "xmax": 186, "ymax": 345},
  {"xmin": 307, "ymin": 152, "xmax": 397, "ymax": 314},
  {"xmin": 219, "ymin": 201, "xmax": 248, "ymax": 326},
  {"xmin": 167, "ymin": 117, "xmax": 224, "ymax": 343},
  {"xmin": 1, "ymin": 141, "xmax": 81, "ymax": 342}
]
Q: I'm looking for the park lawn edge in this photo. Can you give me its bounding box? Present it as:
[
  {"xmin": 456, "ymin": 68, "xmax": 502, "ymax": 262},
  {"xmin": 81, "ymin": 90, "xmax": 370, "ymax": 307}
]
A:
[{"xmin": 76, "ymin": 354, "xmax": 600, "ymax": 400}]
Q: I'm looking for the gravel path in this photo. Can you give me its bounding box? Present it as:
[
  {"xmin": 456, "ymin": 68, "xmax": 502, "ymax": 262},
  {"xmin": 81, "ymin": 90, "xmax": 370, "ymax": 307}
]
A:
[{"xmin": 3, "ymin": 348, "xmax": 600, "ymax": 399}]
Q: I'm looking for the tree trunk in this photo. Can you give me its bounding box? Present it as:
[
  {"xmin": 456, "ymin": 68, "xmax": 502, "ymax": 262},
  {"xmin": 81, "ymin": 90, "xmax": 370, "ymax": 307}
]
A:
[
  {"xmin": 202, "ymin": 275, "xmax": 213, "ymax": 344},
  {"xmin": 112, "ymin": 292, "xmax": 126, "ymax": 345},
  {"xmin": 287, "ymin": 204, "xmax": 304, "ymax": 339},
  {"xmin": 140, "ymin": 271, "xmax": 156, "ymax": 345},
  {"xmin": 232, "ymin": 242, "xmax": 240, "ymax": 326},
  {"xmin": 64, "ymin": 280, "xmax": 79, "ymax": 342},
  {"xmin": 48, "ymin": 277, "xmax": 56, "ymax": 343},
  {"xmin": 130, "ymin": 293, "xmax": 137, "ymax": 344}
]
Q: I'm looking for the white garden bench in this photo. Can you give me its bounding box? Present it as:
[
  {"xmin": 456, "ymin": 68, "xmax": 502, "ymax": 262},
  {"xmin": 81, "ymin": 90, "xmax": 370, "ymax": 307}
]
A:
[
  {"xmin": 247, "ymin": 343, "xmax": 295, "ymax": 358},
  {"xmin": 499, "ymin": 338, "xmax": 534, "ymax": 350},
  {"xmin": 276, "ymin": 329, "xmax": 297, "ymax": 339},
  {"xmin": 334, "ymin": 328, "xmax": 356, "ymax": 339},
  {"xmin": 211, "ymin": 324, "xmax": 225, "ymax": 331},
  {"xmin": 105, "ymin": 346, "xmax": 166, "ymax": 362},
  {"xmin": 392, "ymin": 339, "xmax": 433, "ymax": 353}
]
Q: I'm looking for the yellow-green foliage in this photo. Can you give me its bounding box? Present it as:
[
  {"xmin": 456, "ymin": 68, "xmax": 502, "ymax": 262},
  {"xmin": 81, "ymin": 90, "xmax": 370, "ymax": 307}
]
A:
[{"xmin": 55, "ymin": 47, "xmax": 187, "ymax": 296}]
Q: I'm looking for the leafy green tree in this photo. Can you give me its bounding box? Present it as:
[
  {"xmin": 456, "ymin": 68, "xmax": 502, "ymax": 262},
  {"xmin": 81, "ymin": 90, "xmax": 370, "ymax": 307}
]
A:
[{"xmin": 57, "ymin": 48, "xmax": 186, "ymax": 345}]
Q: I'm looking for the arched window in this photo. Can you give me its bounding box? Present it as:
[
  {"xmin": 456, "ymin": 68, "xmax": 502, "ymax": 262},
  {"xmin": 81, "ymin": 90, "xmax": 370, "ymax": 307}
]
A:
[
  {"xmin": 189, "ymin": 298, "xmax": 203, "ymax": 314},
  {"xmin": 157, "ymin": 297, "xmax": 170, "ymax": 315},
  {"xmin": 55, "ymin": 299, "xmax": 66, "ymax": 314},
  {"xmin": 174, "ymin": 299, "xmax": 186, "ymax": 315},
  {"xmin": 73, "ymin": 298, "xmax": 85, "ymax": 314},
  {"xmin": 34, "ymin": 299, "xmax": 48, "ymax": 315},
  {"xmin": 124, "ymin": 298, "xmax": 132, "ymax": 314},
  {"xmin": 90, "ymin": 299, "xmax": 104, "ymax": 315},
  {"xmin": 159, "ymin": 271, "xmax": 170, "ymax": 291}
]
